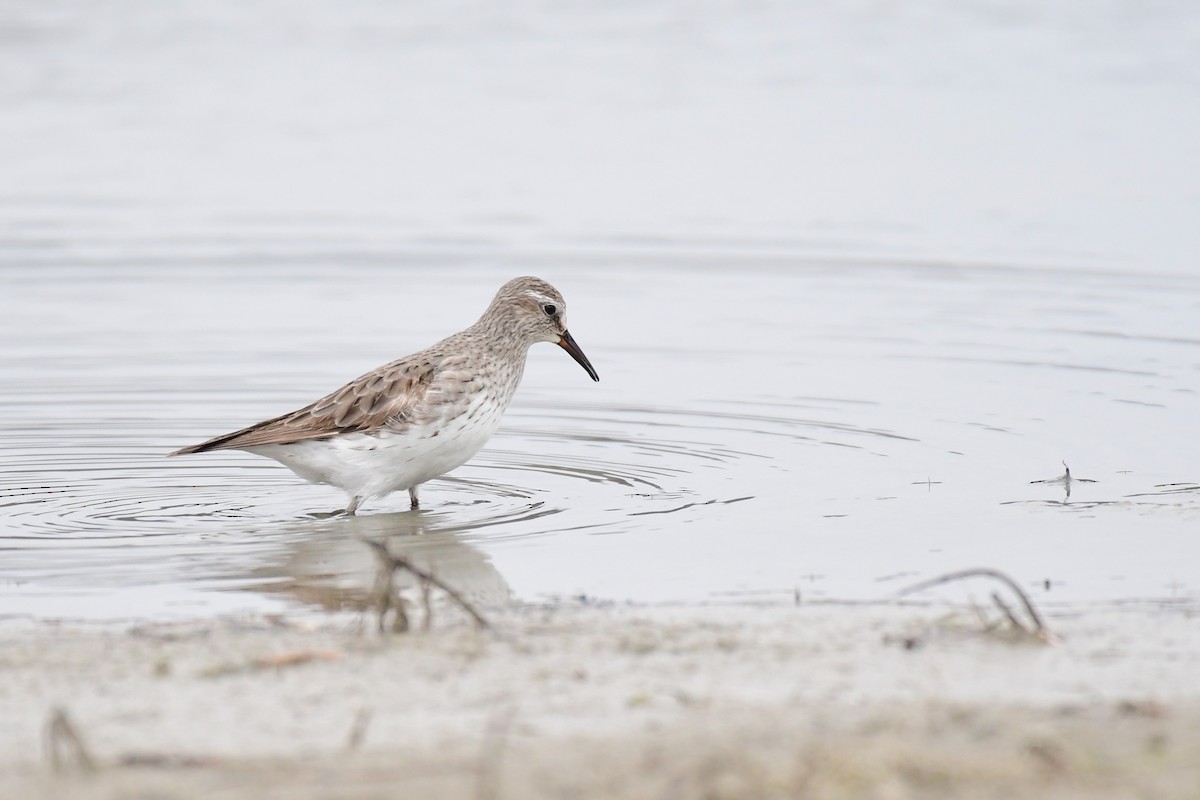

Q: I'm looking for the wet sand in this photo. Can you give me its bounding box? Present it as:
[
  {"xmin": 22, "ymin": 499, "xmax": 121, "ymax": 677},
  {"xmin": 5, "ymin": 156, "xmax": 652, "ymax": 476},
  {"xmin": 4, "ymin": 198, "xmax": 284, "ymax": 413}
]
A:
[{"xmin": 4, "ymin": 602, "xmax": 1199, "ymax": 799}]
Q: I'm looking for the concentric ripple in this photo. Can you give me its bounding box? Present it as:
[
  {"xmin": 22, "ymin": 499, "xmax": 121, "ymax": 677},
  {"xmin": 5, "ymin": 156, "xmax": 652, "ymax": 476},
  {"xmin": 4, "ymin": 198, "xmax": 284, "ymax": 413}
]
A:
[
  {"xmin": 4, "ymin": 257, "xmax": 1200, "ymax": 618},
  {"xmin": 1, "ymin": 396, "xmax": 866, "ymax": 535},
  {"xmin": 1, "ymin": 388, "xmax": 885, "ymax": 616}
]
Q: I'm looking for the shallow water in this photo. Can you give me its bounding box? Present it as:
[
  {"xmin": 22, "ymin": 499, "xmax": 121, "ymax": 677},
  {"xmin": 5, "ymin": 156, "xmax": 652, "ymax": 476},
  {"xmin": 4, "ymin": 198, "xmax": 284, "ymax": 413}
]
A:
[
  {"xmin": 2, "ymin": 2, "xmax": 1199, "ymax": 620},
  {"xmin": 3, "ymin": 258, "xmax": 1198, "ymax": 619}
]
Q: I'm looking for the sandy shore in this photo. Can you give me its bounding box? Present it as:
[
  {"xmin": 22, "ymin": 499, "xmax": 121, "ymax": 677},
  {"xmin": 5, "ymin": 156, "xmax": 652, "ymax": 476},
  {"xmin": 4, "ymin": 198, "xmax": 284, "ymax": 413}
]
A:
[{"xmin": 2, "ymin": 601, "xmax": 1198, "ymax": 799}]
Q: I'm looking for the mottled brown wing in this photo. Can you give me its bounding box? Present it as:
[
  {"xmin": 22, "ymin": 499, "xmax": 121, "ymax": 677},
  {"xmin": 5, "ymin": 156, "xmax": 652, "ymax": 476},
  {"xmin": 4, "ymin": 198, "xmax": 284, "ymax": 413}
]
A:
[{"xmin": 170, "ymin": 357, "xmax": 442, "ymax": 454}]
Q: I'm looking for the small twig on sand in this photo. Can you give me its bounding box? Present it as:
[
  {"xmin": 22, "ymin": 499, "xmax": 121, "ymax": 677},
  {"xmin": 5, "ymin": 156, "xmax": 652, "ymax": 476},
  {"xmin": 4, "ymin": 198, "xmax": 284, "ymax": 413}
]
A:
[
  {"xmin": 116, "ymin": 753, "xmax": 216, "ymax": 769},
  {"xmin": 362, "ymin": 537, "xmax": 490, "ymax": 631},
  {"xmin": 967, "ymin": 595, "xmax": 992, "ymax": 630},
  {"xmin": 896, "ymin": 568, "xmax": 1057, "ymax": 643},
  {"xmin": 201, "ymin": 650, "xmax": 341, "ymax": 678},
  {"xmin": 46, "ymin": 707, "xmax": 98, "ymax": 774},
  {"xmin": 345, "ymin": 708, "xmax": 372, "ymax": 752},
  {"xmin": 990, "ymin": 591, "xmax": 1029, "ymax": 634}
]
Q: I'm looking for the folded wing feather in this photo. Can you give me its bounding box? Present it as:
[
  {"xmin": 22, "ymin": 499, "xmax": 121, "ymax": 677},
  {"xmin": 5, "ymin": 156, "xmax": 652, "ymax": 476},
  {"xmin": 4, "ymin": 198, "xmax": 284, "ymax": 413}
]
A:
[{"xmin": 170, "ymin": 358, "xmax": 442, "ymax": 454}]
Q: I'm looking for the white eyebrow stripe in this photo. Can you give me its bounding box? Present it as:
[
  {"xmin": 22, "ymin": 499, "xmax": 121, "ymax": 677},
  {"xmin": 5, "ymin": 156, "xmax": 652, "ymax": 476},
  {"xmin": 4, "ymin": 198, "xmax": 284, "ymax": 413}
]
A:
[{"xmin": 527, "ymin": 291, "xmax": 559, "ymax": 307}]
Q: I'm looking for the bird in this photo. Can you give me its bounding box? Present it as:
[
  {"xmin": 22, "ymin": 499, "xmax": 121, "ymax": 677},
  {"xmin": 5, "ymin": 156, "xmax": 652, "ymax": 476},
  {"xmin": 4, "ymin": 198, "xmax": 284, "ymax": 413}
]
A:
[{"xmin": 170, "ymin": 276, "xmax": 599, "ymax": 515}]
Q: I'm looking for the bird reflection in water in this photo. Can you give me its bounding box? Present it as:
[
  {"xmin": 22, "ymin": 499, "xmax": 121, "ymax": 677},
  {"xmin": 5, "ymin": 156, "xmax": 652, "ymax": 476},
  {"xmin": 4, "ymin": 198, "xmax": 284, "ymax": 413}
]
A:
[{"xmin": 244, "ymin": 511, "xmax": 512, "ymax": 622}]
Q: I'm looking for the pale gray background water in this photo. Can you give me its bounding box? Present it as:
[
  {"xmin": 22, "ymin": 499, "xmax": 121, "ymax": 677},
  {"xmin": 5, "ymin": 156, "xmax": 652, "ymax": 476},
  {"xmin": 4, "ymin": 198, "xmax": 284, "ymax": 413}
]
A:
[{"xmin": 2, "ymin": 2, "xmax": 1198, "ymax": 620}]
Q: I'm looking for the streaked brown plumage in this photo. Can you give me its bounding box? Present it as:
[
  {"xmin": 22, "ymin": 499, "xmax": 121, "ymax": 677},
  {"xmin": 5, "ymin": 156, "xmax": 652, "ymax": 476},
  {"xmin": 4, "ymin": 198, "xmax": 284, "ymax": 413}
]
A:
[{"xmin": 171, "ymin": 276, "xmax": 598, "ymax": 514}]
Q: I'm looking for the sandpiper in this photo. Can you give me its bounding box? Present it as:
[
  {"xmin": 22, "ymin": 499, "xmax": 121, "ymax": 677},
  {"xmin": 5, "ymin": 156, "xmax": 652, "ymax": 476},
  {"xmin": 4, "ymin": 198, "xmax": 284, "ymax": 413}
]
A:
[{"xmin": 171, "ymin": 276, "xmax": 599, "ymax": 515}]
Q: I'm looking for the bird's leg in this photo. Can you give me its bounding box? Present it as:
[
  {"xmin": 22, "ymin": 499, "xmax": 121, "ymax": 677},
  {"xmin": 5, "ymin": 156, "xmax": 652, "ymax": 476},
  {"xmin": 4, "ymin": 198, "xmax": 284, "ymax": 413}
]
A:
[
  {"xmin": 408, "ymin": 486, "xmax": 420, "ymax": 510},
  {"xmin": 346, "ymin": 495, "xmax": 362, "ymax": 516}
]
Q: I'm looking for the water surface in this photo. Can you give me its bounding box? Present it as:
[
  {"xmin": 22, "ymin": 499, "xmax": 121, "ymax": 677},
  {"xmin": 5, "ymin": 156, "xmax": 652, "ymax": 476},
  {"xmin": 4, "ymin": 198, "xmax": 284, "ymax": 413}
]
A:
[
  {"xmin": 2, "ymin": 1, "xmax": 1199, "ymax": 619},
  {"xmin": 3, "ymin": 258, "xmax": 1198, "ymax": 619}
]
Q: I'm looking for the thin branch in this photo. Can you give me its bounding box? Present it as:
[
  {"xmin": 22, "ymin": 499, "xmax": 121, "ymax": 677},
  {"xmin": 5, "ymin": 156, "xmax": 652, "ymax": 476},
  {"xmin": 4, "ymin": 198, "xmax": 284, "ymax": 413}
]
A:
[
  {"xmin": 420, "ymin": 575, "xmax": 434, "ymax": 633},
  {"xmin": 990, "ymin": 590, "xmax": 1030, "ymax": 635},
  {"xmin": 362, "ymin": 537, "xmax": 490, "ymax": 631},
  {"xmin": 345, "ymin": 708, "xmax": 372, "ymax": 752},
  {"xmin": 895, "ymin": 567, "xmax": 1054, "ymax": 642},
  {"xmin": 46, "ymin": 707, "xmax": 97, "ymax": 774},
  {"xmin": 370, "ymin": 550, "xmax": 409, "ymax": 633}
]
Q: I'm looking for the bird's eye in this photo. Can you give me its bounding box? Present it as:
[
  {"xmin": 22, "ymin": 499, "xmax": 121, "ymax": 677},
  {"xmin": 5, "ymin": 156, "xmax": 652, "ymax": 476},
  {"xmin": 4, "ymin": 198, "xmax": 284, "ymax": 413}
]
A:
[{"xmin": 542, "ymin": 303, "xmax": 557, "ymax": 316}]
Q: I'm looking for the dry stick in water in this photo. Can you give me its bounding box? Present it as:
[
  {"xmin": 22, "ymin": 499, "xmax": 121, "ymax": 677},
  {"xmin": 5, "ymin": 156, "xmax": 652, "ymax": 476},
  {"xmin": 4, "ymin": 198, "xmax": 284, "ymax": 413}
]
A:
[
  {"xmin": 419, "ymin": 575, "xmax": 434, "ymax": 633},
  {"xmin": 362, "ymin": 537, "xmax": 491, "ymax": 631},
  {"xmin": 990, "ymin": 591, "xmax": 1028, "ymax": 633},
  {"xmin": 895, "ymin": 567, "xmax": 1057, "ymax": 643},
  {"xmin": 46, "ymin": 707, "xmax": 98, "ymax": 774},
  {"xmin": 369, "ymin": 546, "xmax": 409, "ymax": 633}
]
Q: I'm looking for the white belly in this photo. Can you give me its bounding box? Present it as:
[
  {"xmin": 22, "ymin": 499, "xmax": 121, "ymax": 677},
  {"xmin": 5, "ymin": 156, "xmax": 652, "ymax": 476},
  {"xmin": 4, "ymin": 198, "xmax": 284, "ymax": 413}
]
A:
[{"xmin": 247, "ymin": 400, "xmax": 505, "ymax": 501}]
